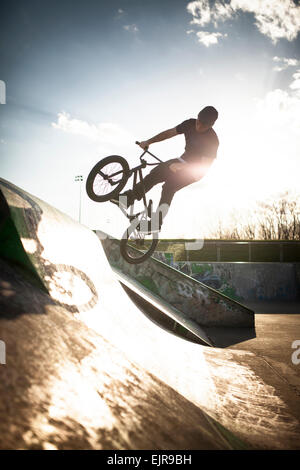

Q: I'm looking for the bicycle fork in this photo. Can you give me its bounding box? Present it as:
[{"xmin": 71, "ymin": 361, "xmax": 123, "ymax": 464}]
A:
[
  {"xmin": 130, "ymin": 168, "xmax": 151, "ymax": 216},
  {"xmin": 122, "ymin": 166, "xmax": 167, "ymax": 234}
]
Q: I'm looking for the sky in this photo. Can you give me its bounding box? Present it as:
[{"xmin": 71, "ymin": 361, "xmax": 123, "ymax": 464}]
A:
[{"xmin": 1, "ymin": 0, "xmax": 300, "ymax": 238}]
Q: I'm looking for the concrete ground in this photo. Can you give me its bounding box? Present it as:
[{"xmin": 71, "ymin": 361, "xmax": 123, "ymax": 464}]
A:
[{"xmin": 232, "ymin": 311, "xmax": 300, "ymax": 394}]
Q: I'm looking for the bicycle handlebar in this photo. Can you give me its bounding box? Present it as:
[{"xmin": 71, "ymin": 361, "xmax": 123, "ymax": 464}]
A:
[{"xmin": 135, "ymin": 141, "xmax": 162, "ymax": 163}]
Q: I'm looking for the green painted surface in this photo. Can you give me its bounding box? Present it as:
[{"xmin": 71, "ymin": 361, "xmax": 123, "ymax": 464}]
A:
[
  {"xmin": 0, "ymin": 203, "xmax": 45, "ymax": 290},
  {"xmin": 191, "ymin": 264, "xmax": 213, "ymax": 275},
  {"xmin": 219, "ymin": 286, "xmax": 243, "ymax": 303},
  {"xmin": 0, "ymin": 216, "xmax": 31, "ymax": 269},
  {"xmin": 137, "ymin": 277, "xmax": 160, "ymax": 296}
]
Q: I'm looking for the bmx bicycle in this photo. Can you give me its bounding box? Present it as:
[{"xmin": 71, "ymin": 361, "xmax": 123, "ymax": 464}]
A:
[{"xmin": 86, "ymin": 142, "xmax": 164, "ymax": 264}]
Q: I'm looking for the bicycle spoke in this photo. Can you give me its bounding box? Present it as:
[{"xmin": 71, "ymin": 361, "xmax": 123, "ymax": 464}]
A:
[
  {"xmin": 92, "ymin": 162, "xmax": 124, "ymax": 197},
  {"xmin": 86, "ymin": 155, "xmax": 129, "ymax": 203}
]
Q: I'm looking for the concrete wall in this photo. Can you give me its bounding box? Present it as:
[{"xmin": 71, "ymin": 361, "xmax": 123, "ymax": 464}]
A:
[
  {"xmin": 99, "ymin": 234, "xmax": 254, "ymax": 328},
  {"xmin": 172, "ymin": 261, "xmax": 300, "ymax": 302}
]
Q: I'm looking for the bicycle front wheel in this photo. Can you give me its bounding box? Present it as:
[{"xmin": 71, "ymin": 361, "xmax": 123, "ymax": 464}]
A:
[
  {"xmin": 120, "ymin": 218, "xmax": 159, "ymax": 264},
  {"xmin": 86, "ymin": 155, "xmax": 129, "ymax": 202}
]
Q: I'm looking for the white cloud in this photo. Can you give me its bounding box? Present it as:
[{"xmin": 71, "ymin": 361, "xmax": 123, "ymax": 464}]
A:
[
  {"xmin": 186, "ymin": 1, "xmax": 234, "ymax": 46},
  {"xmin": 187, "ymin": 0, "xmax": 212, "ymax": 27},
  {"xmin": 232, "ymin": 0, "xmax": 300, "ymax": 43},
  {"xmin": 115, "ymin": 8, "xmax": 125, "ymax": 20},
  {"xmin": 289, "ymin": 70, "xmax": 300, "ymax": 96},
  {"xmin": 187, "ymin": 0, "xmax": 233, "ymax": 27},
  {"xmin": 257, "ymin": 88, "xmax": 300, "ymax": 125},
  {"xmin": 250, "ymin": 85, "xmax": 300, "ymax": 198},
  {"xmin": 196, "ymin": 31, "xmax": 226, "ymax": 47},
  {"xmin": 255, "ymin": 81, "xmax": 300, "ymax": 133},
  {"xmin": 123, "ymin": 24, "xmax": 139, "ymax": 33},
  {"xmin": 52, "ymin": 112, "xmax": 131, "ymax": 144},
  {"xmin": 272, "ymin": 56, "xmax": 299, "ymax": 72},
  {"xmin": 187, "ymin": 0, "xmax": 300, "ymax": 44}
]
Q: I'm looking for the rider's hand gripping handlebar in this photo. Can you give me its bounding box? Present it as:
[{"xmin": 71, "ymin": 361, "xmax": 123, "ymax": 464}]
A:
[{"xmin": 135, "ymin": 141, "xmax": 148, "ymax": 150}]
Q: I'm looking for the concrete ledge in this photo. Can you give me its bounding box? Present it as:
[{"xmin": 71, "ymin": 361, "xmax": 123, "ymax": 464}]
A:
[{"xmin": 99, "ymin": 233, "xmax": 254, "ymax": 328}]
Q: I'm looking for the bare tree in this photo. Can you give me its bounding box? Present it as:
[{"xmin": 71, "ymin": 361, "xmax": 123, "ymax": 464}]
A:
[
  {"xmin": 207, "ymin": 191, "xmax": 300, "ymax": 240},
  {"xmin": 256, "ymin": 192, "xmax": 300, "ymax": 240}
]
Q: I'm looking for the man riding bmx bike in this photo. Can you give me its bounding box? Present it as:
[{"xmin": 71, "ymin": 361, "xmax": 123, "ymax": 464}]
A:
[{"xmin": 113, "ymin": 105, "xmax": 219, "ymax": 231}]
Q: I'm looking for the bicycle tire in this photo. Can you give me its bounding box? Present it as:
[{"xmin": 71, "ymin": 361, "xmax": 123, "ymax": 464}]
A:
[
  {"xmin": 120, "ymin": 219, "xmax": 159, "ymax": 264},
  {"xmin": 86, "ymin": 155, "xmax": 129, "ymax": 202}
]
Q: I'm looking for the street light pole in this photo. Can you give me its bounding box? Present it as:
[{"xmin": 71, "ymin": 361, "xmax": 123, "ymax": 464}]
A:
[{"xmin": 75, "ymin": 175, "xmax": 83, "ymax": 223}]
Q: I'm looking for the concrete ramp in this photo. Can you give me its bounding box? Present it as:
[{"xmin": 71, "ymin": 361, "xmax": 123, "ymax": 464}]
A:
[
  {"xmin": 1, "ymin": 257, "xmax": 239, "ymax": 450},
  {"xmin": 0, "ymin": 179, "xmax": 100, "ymax": 314},
  {"xmin": 99, "ymin": 232, "xmax": 254, "ymax": 329},
  {"xmin": 1, "ymin": 178, "xmax": 300, "ymax": 450}
]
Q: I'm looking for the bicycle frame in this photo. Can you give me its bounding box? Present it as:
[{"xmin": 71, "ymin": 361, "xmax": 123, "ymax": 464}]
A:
[{"xmin": 117, "ymin": 142, "xmax": 163, "ymax": 221}]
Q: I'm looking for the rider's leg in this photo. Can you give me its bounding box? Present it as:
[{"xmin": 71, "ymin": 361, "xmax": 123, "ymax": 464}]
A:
[
  {"xmin": 154, "ymin": 159, "xmax": 215, "ymax": 229},
  {"xmin": 154, "ymin": 169, "xmax": 197, "ymax": 229},
  {"xmin": 120, "ymin": 159, "xmax": 179, "ymax": 207}
]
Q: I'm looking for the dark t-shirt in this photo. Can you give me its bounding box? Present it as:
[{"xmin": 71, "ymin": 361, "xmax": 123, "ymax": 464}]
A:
[{"xmin": 176, "ymin": 118, "xmax": 219, "ymax": 163}]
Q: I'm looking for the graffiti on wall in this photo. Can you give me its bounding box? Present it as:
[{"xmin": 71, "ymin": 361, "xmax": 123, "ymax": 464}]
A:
[{"xmin": 100, "ymin": 236, "xmax": 254, "ymax": 328}]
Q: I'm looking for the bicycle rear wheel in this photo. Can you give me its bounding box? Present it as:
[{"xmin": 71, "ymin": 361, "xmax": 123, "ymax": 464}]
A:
[
  {"xmin": 120, "ymin": 217, "xmax": 159, "ymax": 264},
  {"xmin": 86, "ymin": 155, "xmax": 129, "ymax": 202}
]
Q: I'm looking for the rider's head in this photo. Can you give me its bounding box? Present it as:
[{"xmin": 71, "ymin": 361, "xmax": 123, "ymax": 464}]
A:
[{"xmin": 196, "ymin": 106, "xmax": 218, "ymax": 133}]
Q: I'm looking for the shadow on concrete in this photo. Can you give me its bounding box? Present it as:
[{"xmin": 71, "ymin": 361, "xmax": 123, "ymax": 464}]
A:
[
  {"xmin": 0, "ymin": 258, "xmax": 56, "ymax": 319},
  {"xmin": 246, "ymin": 301, "xmax": 300, "ymax": 314},
  {"xmin": 122, "ymin": 282, "xmax": 256, "ymax": 348},
  {"xmin": 204, "ymin": 326, "xmax": 257, "ymax": 348}
]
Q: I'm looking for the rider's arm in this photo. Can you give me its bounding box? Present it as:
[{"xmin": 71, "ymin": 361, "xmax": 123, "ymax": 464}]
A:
[{"xmin": 139, "ymin": 127, "xmax": 178, "ymax": 149}]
